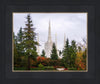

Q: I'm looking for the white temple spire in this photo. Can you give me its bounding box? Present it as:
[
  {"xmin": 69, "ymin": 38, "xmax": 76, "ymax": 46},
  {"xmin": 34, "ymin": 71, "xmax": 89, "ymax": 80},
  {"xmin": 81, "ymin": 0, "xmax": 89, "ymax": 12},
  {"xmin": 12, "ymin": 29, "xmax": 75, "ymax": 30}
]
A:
[
  {"xmin": 44, "ymin": 20, "xmax": 53, "ymax": 58},
  {"xmin": 48, "ymin": 20, "xmax": 52, "ymax": 42},
  {"xmin": 64, "ymin": 33, "xmax": 66, "ymax": 47},
  {"xmin": 55, "ymin": 33, "xmax": 57, "ymax": 49}
]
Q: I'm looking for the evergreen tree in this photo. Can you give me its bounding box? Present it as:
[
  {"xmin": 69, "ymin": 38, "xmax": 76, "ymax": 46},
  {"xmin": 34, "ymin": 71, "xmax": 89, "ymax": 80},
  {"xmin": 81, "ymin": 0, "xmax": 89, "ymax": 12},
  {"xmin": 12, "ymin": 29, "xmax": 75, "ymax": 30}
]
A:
[
  {"xmin": 62, "ymin": 39, "xmax": 77, "ymax": 68},
  {"xmin": 22, "ymin": 14, "xmax": 38, "ymax": 70},
  {"xmin": 59, "ymin": 50, "xmax": 62, "ymax": 56},
  {"xmin": 78, "ymin": 46, "xmax": 82, "ymax": 52},
  {"xmin": 13, "ymin": 32, "xmax": 21, "ymax": 66},
  {"xmin": 13, "ymin": 32, "xmax": 18, "ymax": 45},
  {"xmin": 62, "ymin": 38, "xmax": 70, "ymax": 68},
  {"xmin": 51, "ymin": 43, "xmax": 58, "ymax": 60},
  {"xmin": 70, "ymin": 40, "xmax": 77, "ymax": 68},
  {"xmin": 41, "ymin": 50, "xmax": 45, "ymax": 57},
  {"xmin": 17, "ymin": 27, "xmax": 25, "ymax": 56},
  {"xmin": 17, "ymin": 27, "xmax": 23, "ymax": 43}
]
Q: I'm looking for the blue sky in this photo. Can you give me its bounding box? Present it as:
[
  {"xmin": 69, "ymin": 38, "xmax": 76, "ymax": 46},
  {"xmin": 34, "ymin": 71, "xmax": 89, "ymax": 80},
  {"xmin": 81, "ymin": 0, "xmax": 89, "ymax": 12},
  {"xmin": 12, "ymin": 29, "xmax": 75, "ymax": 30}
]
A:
[{"xmin": 13, "ymin": 13, "xmax": 87, "ymax": 54}]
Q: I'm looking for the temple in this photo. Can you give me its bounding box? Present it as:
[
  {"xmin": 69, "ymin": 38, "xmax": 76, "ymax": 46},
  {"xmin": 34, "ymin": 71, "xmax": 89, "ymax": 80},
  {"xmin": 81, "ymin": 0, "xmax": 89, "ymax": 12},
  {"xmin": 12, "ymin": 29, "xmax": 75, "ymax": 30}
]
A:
[{"xmin": 44, "ymin": 21, "xmax": 66, "ymax": 58}]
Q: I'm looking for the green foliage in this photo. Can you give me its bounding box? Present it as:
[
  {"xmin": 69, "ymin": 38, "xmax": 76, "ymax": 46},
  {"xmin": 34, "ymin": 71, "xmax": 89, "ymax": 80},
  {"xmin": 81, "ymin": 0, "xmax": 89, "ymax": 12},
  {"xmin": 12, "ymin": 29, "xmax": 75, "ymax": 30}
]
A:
[
  {"xmin": 13, "ymin": 33, "xmax": 20, "ymax": 66},
  {"xmin": 68, "ymin": 68, "xmax": 77, "ymax": 70},
  {"xmin": 22, "ymin": 14, "xmax": 38, "ymax": 70},
  {"xmin": 14, "ymin": 67, "xmax": 27, "ymax": 70},
  {"xmin": 30, "ymin": 67, "xmax": 45, "ymax": 70},
  {"xmin": 14, "ymin": 14, "xmax": 39, "ymax": 70},
  {"xmin": 70, "ymin": 40, "xmax": 77, "ymax": 68},
  {"xmin": 41, "ymin": 50, "xmax": 46, "ymax": 57},
  {"xmin": 17, "ymin": 27, "xmax": 25, "ymax": 56},
  {"xmin": 17, "ymin": 27, "xmax": 23, "ymax": 43},
  {"xmin": 38, "ymin": 63, "xmax": 44, "ymax": 68},
  {"xmin": 51, "ymin": 43, "xmax": 58, "ymax": 60},
  {"xmin": 78, "ymin": 46, "xmax": 82, "ymax": 52},
  {"xmin": 44, "ymin": 66, "xmax": 55, "ymax": 70},
  {"xmin": 59, "ymin": 50, "xmax": 62, "ymax": 56},
  {"xmin": 13, "ymin": 31, "xmax": 25, "ymax": 67},
  {"xmin": 62, "ymin": 38, "xmax": 77, "ymax": 68},
  {"xmin": 82, "ymin": 48, "xmax": 87, "ymax": 70},
  {"xmin": 22, "ymin": 14, "xmax": 38, "ymax": 56},
  {"xmin": 13, "ymin": 32, "xmax": 18, "ymax": 45},
  {"xmin": 62, "ymin": 38, "xmax": 70, "ymax": 68}
]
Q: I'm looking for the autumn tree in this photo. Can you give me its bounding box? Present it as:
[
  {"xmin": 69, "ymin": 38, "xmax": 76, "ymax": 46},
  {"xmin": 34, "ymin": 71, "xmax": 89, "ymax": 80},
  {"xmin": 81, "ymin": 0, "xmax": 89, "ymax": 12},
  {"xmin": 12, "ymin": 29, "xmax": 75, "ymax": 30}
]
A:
[
  {"xmin": 75, "ymin": 47, "xmax": 86, "ymax": 70},
  {"xmin": 75, "ymin": 39, "xmax": 87, "ymax": 70}
]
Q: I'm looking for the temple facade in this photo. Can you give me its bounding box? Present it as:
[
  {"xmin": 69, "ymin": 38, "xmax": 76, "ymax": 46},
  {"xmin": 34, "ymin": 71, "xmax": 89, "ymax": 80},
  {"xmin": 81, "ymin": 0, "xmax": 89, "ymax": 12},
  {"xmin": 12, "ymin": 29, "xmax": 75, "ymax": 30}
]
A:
[{"xmin": 44, "ymin": 21, "xmax": 66, "ymax": 58}]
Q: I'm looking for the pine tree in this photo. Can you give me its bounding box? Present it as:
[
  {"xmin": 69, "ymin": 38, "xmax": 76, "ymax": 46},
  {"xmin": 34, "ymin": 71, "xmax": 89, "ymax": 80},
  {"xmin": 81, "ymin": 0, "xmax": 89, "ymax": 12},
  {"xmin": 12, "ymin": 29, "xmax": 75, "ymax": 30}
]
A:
[
  {"xmin": 22, "ymin": 14, "xmax": 38, "ymax": 70},
  {"xmin": 13, "ymin": 32, "xmax": 21, "ymax": 67},
  {"xmin": 70, "ymin": 40, "xmax": 77, "ymax": 68},
  {"xmin": 17, "ymin": 27, "xmax": 25, "ymax": 56},
  {"xmin": 62, "ymin": 38, "xmax": 69, "ymax": 56},
  {"xmin": 78, "ymin": 46, "xmax": 82, "ymax": 52},
  {"xmin": 51, "ymin": 43, "xmax": 58, "ymax": 60},
  {"xmin": 41, "ymin": 50, "xmax": 45, "ymax": 57},
  {"xmin": 17, "ymin": 27, "xmax": 23, "ymax": 43},
  {"xmin": 13, "ymin": 32, "xmax": 18, "ymax": 45},
  {"xmin": 62, "ymin": 38, "xmax": 70, "ymax": 68},
  {"xmin": 62, "ymin": 39, "xmax": 77, "ymax": 68}
]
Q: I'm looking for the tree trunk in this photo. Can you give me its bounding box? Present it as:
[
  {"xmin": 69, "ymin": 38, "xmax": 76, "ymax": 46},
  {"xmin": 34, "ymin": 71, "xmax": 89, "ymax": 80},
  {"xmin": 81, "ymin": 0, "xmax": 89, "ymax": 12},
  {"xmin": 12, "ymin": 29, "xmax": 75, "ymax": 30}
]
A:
[{"xmin": 27, "ymin": 56, "xmax": 30, "ymax": 70}]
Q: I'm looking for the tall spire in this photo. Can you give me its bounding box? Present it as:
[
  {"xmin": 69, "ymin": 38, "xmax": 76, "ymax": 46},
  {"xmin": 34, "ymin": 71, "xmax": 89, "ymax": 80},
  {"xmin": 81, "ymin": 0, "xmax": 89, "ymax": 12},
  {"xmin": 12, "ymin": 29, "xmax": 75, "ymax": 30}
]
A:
[
  {"xmin": 48, "ymin": 20, "xmax": 52, "ymax": 42},
  {"xmin": 55, "ymin": 33, "xmax": 57, "ymax": 49},
  {"xmin": 64, "ymin": 33, "xmax": 66, "ymax": 47}
]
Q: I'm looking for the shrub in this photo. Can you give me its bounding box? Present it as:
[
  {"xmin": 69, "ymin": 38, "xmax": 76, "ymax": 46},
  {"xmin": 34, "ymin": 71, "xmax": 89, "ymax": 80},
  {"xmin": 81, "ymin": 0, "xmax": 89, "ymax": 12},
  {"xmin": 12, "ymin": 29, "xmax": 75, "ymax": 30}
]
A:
[
  {"xmin": 44, "ymin": 66, "xmax": 56, "ymax": 70},
  {"xmin": 37, "ymin": 57, "xmax": 51, "ymax": 66},
  {"xmin": 38, "ymin": 63, "xmax": 44, "ymax": 68},
  {"xmin": 37, "ymin": 56, "xmax": 46, "ymax": 62},
  {"xmin": 49, "ymin": 59, "xmax": 63, "ymax": 66},
  {"xmin": 36, "ymin": 56, "xmax": 64, "ymax": 67}
]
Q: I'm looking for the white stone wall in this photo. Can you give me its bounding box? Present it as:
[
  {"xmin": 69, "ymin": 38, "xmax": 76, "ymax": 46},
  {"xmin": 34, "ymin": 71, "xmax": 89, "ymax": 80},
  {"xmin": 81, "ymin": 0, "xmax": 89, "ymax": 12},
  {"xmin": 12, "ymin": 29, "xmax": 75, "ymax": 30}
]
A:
[{"xmin": 45, "ymin": 41, "xmax": 53, "ymax": 58}]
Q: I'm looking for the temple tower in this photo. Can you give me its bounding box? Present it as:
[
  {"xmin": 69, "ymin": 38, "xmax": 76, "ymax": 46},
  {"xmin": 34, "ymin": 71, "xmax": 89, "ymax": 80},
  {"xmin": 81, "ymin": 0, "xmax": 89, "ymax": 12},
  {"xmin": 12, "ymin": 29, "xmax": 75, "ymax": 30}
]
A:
[
  {"xmin": 44, "ymin": 21, "xmax": 53, "ymax": 58},
  {"xmin": 64, "ymin": 33, "xmax": 66, "ymax": 48}
]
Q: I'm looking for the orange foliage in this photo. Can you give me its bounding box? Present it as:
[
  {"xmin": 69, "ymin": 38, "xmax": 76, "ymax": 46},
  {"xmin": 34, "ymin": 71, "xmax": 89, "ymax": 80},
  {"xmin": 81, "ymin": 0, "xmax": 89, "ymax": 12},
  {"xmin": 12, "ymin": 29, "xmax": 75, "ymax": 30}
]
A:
[
  {"xmin": 78, "ymin": 61, "xmax": 86, "ymax": 70},
  {"xmin": 75, "ymin": 51, "xmax": 86, "ymax": 70},
  {"xmin": 75, "ymin": 51, "xmax": 83, "ymax": 65},
  {"xmin": 37, "ymin": 56, "xmax": 46, "ymax": 62}
]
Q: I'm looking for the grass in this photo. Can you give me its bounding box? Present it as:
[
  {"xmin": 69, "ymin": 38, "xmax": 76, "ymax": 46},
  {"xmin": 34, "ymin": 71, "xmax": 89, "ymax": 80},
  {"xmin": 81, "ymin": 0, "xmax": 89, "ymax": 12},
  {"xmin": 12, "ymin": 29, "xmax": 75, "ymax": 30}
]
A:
[
  {"xmin": 44, "ymin": 66, "xmax": 56, "ymax": 70},
  {"xmin": 14, "ymin": 66, "xmax": 78, "ymax": 70},
  {"xmin": 14, "ymin": 66, "xmax": 56, "ymax": 70},
  {"xmin": 14, "ymin": 67, "xmax": 27, "ymax": 70},
  {"xmin": 68, "ymin": 68, "xmax": 77, "ymax": 70}
]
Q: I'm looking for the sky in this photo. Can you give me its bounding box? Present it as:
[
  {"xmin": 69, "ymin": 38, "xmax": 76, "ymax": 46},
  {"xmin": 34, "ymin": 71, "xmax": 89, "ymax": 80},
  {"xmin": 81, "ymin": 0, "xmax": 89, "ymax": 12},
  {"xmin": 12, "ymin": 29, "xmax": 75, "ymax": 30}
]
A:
[{"xmin": 13, "ymin": 13, "xmax": 87, "ymax": 54}]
